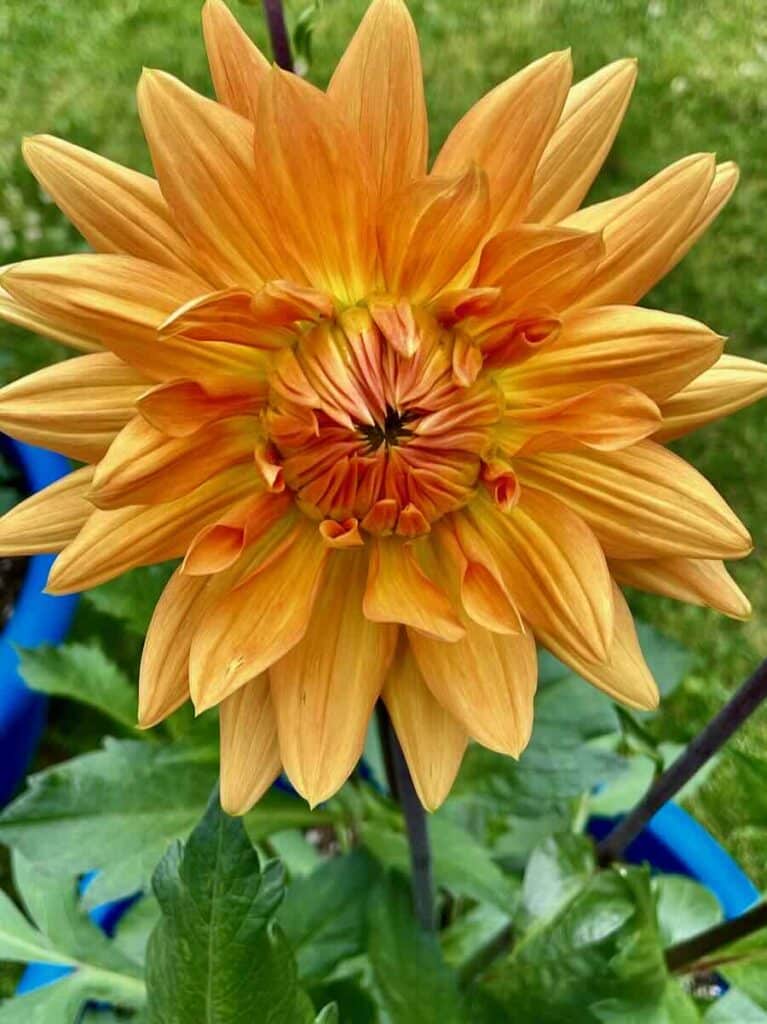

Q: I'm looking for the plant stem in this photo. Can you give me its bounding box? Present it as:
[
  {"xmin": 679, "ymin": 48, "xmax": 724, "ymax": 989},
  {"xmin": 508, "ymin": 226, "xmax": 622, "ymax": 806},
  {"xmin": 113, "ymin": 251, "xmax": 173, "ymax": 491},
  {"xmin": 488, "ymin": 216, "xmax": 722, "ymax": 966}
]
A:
[
  {"xmin": 376, "ymin": 702, "xmax": 436, "ymax": 932},
  {"xmin": 597, "ymin": 656, "xmax": 767, "ymax": 865},
  {"xmin": 666, "ymin": 900, "xmax": 767, "ymax": 974},
  {"xmin": 262, "ymin": 0, "xmax": 294, "ymax": 71}
]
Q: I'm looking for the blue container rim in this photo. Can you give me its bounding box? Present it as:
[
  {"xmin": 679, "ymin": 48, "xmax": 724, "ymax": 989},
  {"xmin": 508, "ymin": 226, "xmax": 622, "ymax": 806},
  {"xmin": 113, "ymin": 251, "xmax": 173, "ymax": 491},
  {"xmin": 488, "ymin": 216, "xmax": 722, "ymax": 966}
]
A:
[{"xmin": 0, "ymin": 437, "xmax": 79, "ymax": 805}]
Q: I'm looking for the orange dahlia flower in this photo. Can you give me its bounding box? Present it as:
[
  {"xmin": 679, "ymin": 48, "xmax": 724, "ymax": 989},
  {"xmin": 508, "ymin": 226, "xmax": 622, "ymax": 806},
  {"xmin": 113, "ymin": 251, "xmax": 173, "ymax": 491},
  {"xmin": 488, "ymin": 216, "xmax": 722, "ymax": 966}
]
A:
[{"xmin": 0, "ymin": 0, "xmax": 764, "ymax": 812}]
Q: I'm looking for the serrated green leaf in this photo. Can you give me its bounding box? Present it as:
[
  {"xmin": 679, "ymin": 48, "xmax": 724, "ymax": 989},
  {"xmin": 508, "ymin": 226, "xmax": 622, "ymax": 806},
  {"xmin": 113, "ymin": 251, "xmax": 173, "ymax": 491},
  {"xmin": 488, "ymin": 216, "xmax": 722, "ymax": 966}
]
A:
[
  {"xmin": 593, "ymin": 979, "xmax": 702, "ymax": 1023},
  {"xmin": 521, "ymin": 833, "xmax": 595, "ymax": 926},
  {"xmin": 0, "ymin": 887, "xmax": 64, "ymax": 965},
  {"xmin": 652, "ymin": 875, "xmax": 723, "ymax": 947},
  {"xmin": 17, "ymin": 643, "xmax": 138, "ymax": 729},
  {"xmin": 481, "ymin": 866, "xmax": 669, "ymax": 1023},
  {"xmin": 278, "ymin": 850, "xmax": 379, "ymax": 983},
  {"xmin": 367, "ymin": 873, "xmax": 463, "ymax": 1024},
  {"xmin": 0, "ymin": 739, "xmax": 216, "ymax": 907},
  {"xmin": 440, "ymin": 903, "xmax": 511, "ymax": 982},
  {"xmin": 0, "ymin": 979, "xmax": 83, "ymax": 1024},
  {"xmin": 146, "ymin": 793, "xmax": 308, "ymax": 1024}
]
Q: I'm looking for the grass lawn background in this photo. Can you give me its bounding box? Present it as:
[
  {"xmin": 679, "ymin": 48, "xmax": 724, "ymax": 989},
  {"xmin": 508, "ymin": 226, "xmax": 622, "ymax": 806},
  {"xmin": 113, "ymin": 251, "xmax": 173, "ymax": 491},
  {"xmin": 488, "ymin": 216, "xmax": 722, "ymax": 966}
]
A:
[{"xmin": 0, "ymin": 0, "xmax": 765, "ymax": 992}]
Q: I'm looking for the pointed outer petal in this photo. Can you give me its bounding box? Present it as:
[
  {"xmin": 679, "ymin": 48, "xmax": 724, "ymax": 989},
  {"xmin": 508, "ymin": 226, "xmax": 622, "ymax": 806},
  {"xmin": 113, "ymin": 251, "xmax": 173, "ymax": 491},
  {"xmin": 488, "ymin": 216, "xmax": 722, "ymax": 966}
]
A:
[
  {"xmin": 655, "ymin": 354, "xmax": 767, "ymax": 442},
  {"xmin": 0, "ymin": 352, "xmax": 146, "ymax": 462},
  {"xmin": 327, "ymin": 0, "xmax": 428, "ymax": 204},
  {"xmin": 182, "ymin": 491, "xmax": 291, "ymax": 575},
  {"xmin": 89, "ymin": 414, "xmax": 258, "ymax": 509},
  {"xmin": 382, "ymin": 639, "xmax": 468, "ymax": 811},
  {"xmin": 433, "ymin": 51, "xmax": 572, "ymax": 231},
  {"xmin": 538, "ymin": 582, "xmax": 659, "ymax": 711},
  {"xmin": 137, "ymin": 69, "xmax": 294, "ymax": 289},
  {"xmin": 2, "ymin": 255, "xmax": 270, "ymax": 393},
  {"xmin": 0, "ymin": 466, "xmax": 94, "ymax": 556},
  {"xmin": 433, "ymin": 518, "xmax": 523, "ymax": 634},
  {"xmin": 363, "ymin": 537, "xmax": 465, "ymax": 641},
  {"xmin": 527, "ymin": 59, "xmax": 638, "ymax": 224},
  {"xmin": 220, "ymin": 674, "xmax": 281, "ymax": 815},
  {"xmin": 408, "ymin": 617, "xmax": 537, "ymax": 757},
  {"xmin": 611, "ymin": 556, "xmax": 751, "ymax": 621},
  {"xmin": 499, "ymin": 305, "xmax": 724, "ymax": 405},
  {"xmin": 270, "ymin": 549, "xmax": 397, "ymax": 806},
  {"xmin": 499, "ymin": 384, "xmax": 661, "ymax": 456},
  {"xmin": 22, "ymin": 135, "xmax": 204, "ymax": 280},
  {"xmin": 378, "ymin": 168, "xmax": 491, "ymax": 303},
  {"xmin": 46, "ymin": 462, "xmax": 261, "ymax": 594},
  {"xmin": 474, "ymin": 224, "xmax": 605, "ymax": 314},
  {"xmin": 467, "ymin": 489, "xmax": 614, "ymax": 664},
  {"xmin": 516, "ymin": 441, "xmax": 753, "ymax": 561},
  {"xmin": 190, "ymin": 519, "xmax": 329, "ymax": 712},
  {"xmin": 137, "ymin": 379, "xmax": 258, "ymax": 438},
  {"xmin": 0, "ymin": 284, "xmax": 100, "ymax": 353},
  {"xmin": 659, "ymin": 162, "xmax": 739, "ymax": 281},
  {"xmin": 562, "ymin": 154, "xmax": 716, "ymax": 309},
  {"xmin": 319, "ymin": 517, "xmax": 364, "ymax": 549},
  {"xmin": 202, "ymin": 0, "xmax": 269, "ymax": 122},
  {"xmin": 255, "ymin": 69, "xmax": 377, "ymax": 304}
]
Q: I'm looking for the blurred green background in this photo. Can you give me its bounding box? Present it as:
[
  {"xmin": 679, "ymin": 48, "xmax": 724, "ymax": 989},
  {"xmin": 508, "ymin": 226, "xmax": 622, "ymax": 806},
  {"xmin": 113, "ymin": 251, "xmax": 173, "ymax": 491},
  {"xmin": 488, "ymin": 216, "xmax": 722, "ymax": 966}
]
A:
[{"xmin": 0, "ymin": 0, "xmax": 766, "ymax": 900}]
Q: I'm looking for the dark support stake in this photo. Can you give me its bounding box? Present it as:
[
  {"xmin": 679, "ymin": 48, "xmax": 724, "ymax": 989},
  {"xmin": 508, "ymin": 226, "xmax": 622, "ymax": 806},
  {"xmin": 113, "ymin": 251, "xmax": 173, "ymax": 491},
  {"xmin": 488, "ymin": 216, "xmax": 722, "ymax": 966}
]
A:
[
  {"xmin": 597, "ymin": 657, "xmax": 767, "ymax": 865},
  {"xmin": 666, "ymin": 900, "xmax": 767, "ymax": 974},
  {"xmin": 376, "ymin": 703, "xmax": 436, "ymax": 932},
  {"xmin": 262, "ymin": 0, "xmax": 294, "ymax": 71}
]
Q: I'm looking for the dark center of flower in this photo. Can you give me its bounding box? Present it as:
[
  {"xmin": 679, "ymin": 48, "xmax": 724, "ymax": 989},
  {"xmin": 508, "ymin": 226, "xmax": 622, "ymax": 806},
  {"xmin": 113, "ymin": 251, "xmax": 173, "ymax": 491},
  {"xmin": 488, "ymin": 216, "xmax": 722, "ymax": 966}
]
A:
[{"xmin": 357, "ymin": 406, "xmax": 418, "ymax": 452}]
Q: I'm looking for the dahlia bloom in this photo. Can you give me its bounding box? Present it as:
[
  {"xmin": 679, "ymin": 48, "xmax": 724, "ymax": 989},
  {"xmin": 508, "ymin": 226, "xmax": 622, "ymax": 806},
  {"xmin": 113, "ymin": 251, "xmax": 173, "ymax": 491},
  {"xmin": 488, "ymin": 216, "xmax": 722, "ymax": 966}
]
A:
[{"xmin": 0, "ymin": 0, "xmax": 764, "ymax": 812}]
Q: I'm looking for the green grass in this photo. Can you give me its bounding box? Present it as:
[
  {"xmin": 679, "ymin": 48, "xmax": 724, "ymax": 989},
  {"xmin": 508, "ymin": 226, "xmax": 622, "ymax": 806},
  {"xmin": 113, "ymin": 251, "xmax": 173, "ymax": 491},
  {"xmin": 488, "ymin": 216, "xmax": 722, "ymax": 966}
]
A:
[{"xmin": 0, "ymin": 0, "xmax": 766, "ymax": 890}]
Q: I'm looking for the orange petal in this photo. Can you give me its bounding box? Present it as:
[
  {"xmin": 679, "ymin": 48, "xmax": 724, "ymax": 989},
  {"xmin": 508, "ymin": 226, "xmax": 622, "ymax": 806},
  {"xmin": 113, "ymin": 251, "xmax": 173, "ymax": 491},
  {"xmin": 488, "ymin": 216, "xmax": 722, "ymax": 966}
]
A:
[
  {"xmin": 656, "ymin": 354, "xmax": 767, "ymax": 442},
  {"xmin": 22, "ymin": 135, "xmax": 204, "ymax": 281},
  {"xmin": 408, "ymin": 616, "xmax": 537, "ymax": 757},
  {"xmin": 190, "ymin": 519, "xmax": 328, "ymax": 711},
  {"xmin": 500, "ymin": 305, "xmax": 723, "ymax": 404},
  {"xmin": 536, "ymin": 585, "xmax": 659, "ymax": 712},
  {"xmin": 659, "ymin": 162, "xmax": 739, "ymax": 282},
  {"xmin": 270, "ymin": 549, "xmax": 397, "ymax": 806},
  {"xmin": 90, "ymin": 414, "xmax": 258, "ymax": 509},
  {"xmin": 433, "ymin": 51, "xmax": 572, "ymax": 232},
  {"xmin": 516, "ymin": 442, "xmax": 752, "ymax": 560},
  {"xmin": 611, "ymin": 557, "xmax": 751, "ymax": 621},
  {"xmin": 2, "ymin": 255, "xmax": 268, "ymax": 393},
  {"xmin": 527, "ymin": 59, "xmax": 637, "ymax": 224},
  {"xmin": 220, "ymin": 674, "xmax": 281, "ymax": 814},
  {"xmin": 202, "ymin": 0, "xmax": 269, "ymax": 123},
  {"xmin": 47, "ymin": 462, "xmax": 261, "ymax": 593},
  {"xmin": 383, "ymin": 639, "xmax": 468, "ymax": 811},
  {"xmin": 538, "ymin": 583, "xmax": 659, "ymax": 710},
  {"xmin": 137, "ymin": 379, "xmax": 257, "ymax": 437},
  {"xmin": 0, "ymin": 283, "xmax": 100, "ymax": 353},
  {"xmin": 500, "ymin": 384, "xmax": 661, "ymax": 456},
  {"xmin": 363, "ymin": 537, "xmax": 464, "ymax": 641},
  {"xmin": 0, "ymin": 466, "xmax": 94, "ymax": 556},
  {"xmin": 468, "ymin": 489, "xmax": 614, "ymax": 664},
  {"xmin": 183, "ymin": 492, "xmax": 291, "ymax": 575},
  {"xmin": 255, "ymin": 68, "xmax": 377, "ymax": 304},
  {"xmin": 379, "ymin": 167, "xmax": 490, "ymax": 303},
  {"xmin": 563, "ymin": 153, "xmax": 715, "ymax": 308},
  {"xmin": 137, "ymin": 69, "xmax": 291, "ymax": 288},
  {"xmin": 475, "ymin": 224, "xmax": 604, "ymax": 315},
  {"xmin": 0, "ymin": 352, "xmax": 146, "ymax": 462},
  {"xmin": 328, "ymin": 0, "xmax": 427, "ymax": 204}
]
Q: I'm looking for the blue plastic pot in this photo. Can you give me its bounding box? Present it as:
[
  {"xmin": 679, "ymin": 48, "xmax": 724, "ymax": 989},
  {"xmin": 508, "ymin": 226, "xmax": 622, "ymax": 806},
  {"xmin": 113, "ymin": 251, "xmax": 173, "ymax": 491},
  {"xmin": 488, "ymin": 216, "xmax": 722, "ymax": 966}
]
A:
[
  {"xmin": 0, "ymin": 437, "xmax": 79, "ymax": 806},
  {"xmin": 16, "ymin": 798, "xmax": 759, "ymax": 999}
]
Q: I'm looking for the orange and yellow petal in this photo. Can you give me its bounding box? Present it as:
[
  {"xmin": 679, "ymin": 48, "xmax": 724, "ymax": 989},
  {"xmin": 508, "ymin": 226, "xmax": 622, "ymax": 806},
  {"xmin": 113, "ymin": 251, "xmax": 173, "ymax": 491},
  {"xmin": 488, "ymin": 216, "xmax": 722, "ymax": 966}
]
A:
[
  {"xmin": 202, "ymin": 0, "xmax": 269, "ymax": 123},
  {"xmin": 383, "ymin": 639, "xmax": 467, "ymax": 811},
  {"xmin": 270, "ymin": 549, "xmax": 397, "ymax": 806},
  {"xmin": 220, "ymin": 674, "xmax": 281, "ymax": 815},
  {"xmin": 0, "ymin": 466, "xmax": 95, "ymax": 556},
  {"xmin": 611, "ymin": 557, "xmax": 751, "ymax": 621}
]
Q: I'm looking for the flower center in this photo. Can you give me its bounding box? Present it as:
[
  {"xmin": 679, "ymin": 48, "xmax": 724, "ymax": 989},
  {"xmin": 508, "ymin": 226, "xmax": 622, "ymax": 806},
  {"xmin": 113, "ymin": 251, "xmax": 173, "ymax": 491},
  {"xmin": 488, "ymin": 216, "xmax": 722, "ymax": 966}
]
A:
[{"xmin": 265, "ymin": 306, "xmax": 501, "ymax": 535}]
